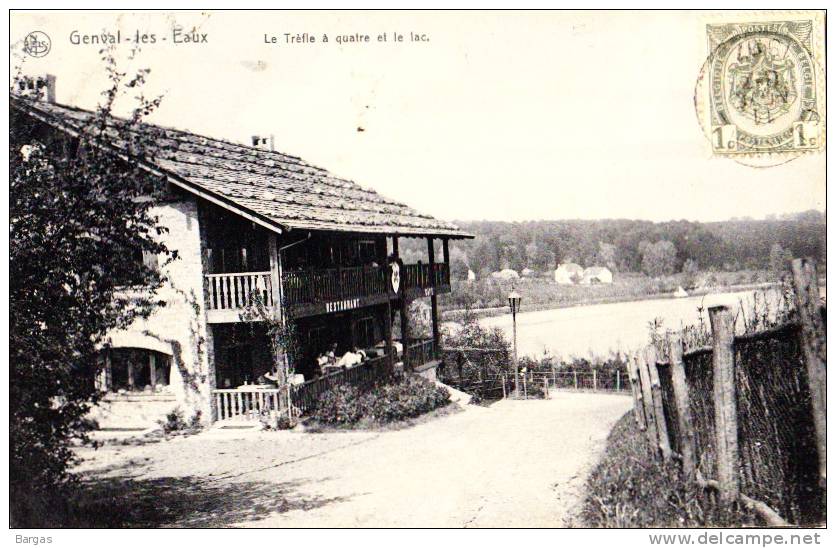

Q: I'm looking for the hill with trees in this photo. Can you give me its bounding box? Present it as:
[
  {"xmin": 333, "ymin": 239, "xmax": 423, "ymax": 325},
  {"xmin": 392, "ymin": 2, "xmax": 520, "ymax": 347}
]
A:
[{"xmin": 400, "ymin": 211, "xmax": 825, "ymax": 280}]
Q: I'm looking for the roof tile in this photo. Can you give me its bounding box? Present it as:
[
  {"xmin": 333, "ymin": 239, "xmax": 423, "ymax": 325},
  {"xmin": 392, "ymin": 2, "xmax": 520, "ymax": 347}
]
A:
[{"xmin": 16, "ymin": 98, "xmax": 472, "ymax": 239}]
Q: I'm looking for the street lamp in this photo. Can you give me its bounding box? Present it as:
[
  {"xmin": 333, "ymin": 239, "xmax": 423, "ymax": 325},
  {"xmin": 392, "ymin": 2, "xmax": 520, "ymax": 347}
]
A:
[{"xmin": 508, "ymin": 289, "xmax": 521, "ymax": 398}]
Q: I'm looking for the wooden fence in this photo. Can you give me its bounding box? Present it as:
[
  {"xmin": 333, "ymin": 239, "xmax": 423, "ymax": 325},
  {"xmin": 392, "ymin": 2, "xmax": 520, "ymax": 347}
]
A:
[
  {"xmin": 290, "ymin": 354, "xmax": 393, "ymax": 415},
  {"xmin": 627, "ymin": 258, "xmax": 826, "ymax": 526},
  {"xmin": 213, "ymin": 387, "xmax": 286, "ymax": 422}
]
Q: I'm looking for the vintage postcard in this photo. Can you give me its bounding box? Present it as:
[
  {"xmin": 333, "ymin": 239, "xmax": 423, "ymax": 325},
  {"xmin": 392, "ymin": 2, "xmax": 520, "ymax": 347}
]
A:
[{"xmin": 6, "ymin": 8, "xmax": 827, "ymax": 538}]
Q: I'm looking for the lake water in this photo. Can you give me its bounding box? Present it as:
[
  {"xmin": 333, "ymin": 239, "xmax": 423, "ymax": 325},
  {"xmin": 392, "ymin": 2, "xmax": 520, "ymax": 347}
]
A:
[{"xmin": 474, "ymin": 289, "xmax": 785, "ymax": 359}]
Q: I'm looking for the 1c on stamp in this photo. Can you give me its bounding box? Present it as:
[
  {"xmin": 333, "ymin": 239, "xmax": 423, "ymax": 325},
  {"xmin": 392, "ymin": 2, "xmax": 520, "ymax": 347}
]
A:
[{"xmin": 704, "ymin": 19, "xmax": 824, "ymax": 158}]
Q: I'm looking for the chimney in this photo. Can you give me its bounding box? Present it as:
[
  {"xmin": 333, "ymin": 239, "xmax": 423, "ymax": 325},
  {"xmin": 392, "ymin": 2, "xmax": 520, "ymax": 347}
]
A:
[
  {"xmin": 17, "ymin": 74, "xmax": 56, "ymax": 103},
  {"xmin": 251, "ymin": 134, "xmax": 275, "ymax": 151}
]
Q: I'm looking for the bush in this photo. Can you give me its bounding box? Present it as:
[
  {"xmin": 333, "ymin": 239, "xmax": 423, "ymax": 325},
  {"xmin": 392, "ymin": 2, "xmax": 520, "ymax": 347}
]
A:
[
  {"xmin": 158, "ymin": 407, "xmax": 202, "ymax": 435},
  {"xmin": 159, "ymin": 408, "xmax": 188, "ymax": 434},
  {"xmin": 310, "ymin": 384, "xmax": 366, "ymax": 424},
  {"xmin": 259, "ymin": 411, "xmax": 298, "ymax": 430},
  {"xmin": 310, "ymin": 376, "xmax": 451, "ymax": 425},
  {"xmin": 364, "ymin": 376, "xmax": 451, "ymax": 422}
]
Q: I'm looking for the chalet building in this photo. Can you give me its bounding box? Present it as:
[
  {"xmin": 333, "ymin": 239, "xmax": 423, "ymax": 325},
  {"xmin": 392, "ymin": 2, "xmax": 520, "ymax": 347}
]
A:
[{"xmin": 12, "ymin": 83, "xmax": 472, "ymax": 426}]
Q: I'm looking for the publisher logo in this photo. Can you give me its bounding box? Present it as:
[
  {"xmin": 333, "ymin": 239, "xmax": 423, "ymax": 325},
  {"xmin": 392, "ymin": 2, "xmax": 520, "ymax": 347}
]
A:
[{"xmin": 23, "ymin": 31, "xmax": 51, "ymax": 57}]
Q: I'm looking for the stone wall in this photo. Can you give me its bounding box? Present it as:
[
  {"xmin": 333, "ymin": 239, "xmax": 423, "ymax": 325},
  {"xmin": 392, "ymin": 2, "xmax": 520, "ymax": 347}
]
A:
[{"xmin": 104, "ymin": 196, "xmax": 214, "ymax": 424}]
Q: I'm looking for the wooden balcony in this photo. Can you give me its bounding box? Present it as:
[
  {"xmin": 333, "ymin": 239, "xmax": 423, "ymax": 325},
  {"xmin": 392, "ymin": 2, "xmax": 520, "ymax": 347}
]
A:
[
  {"xmin": 282, "ymin": 265, "xmax": 390, "ymax": 317},
  {"xmin": 204, "ymin": 263, "xmax": 451, "ymax": 321},
  {"xmin": 283, "ymin": 263, "xmax": 451, "ymax": 318},
  {"xmin": 205, "ymin": 271, "xmax": 273, "ymax": 323},
  {"xmin": 402, "ymin": 263, "xmax": 451, "ymax": 299}
]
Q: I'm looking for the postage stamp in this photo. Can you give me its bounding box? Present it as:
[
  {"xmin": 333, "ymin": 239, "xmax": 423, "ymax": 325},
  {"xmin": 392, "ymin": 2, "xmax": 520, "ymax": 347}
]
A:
[{"xmin": 702, "ymin": 17, "xmax": 825, "ymax": 160}]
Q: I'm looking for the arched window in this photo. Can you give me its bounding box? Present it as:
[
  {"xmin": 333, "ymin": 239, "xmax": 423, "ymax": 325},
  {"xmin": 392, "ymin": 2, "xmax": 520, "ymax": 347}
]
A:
[{"xmin": 97, "ymin": 348, "xmax": 172, "ymax": 393}]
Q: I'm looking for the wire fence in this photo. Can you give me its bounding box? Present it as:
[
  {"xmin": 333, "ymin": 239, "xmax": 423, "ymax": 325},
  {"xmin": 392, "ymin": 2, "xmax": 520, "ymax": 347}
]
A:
[
  {"xmin": 440, "ymin": 366, "xmax": 630, "ymax": 402},
  {"xmin": 630, "ymin": 259, "xmax": 826, "ymax": 526}
]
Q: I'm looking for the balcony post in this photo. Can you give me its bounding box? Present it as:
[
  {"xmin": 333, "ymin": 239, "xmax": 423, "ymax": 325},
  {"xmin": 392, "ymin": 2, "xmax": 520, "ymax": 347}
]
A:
[
  {"xmin": 385, "ymin": 300, "xmax": 394, "ymax": 371},
  {"xmin": 267, "ymin": 233, "xmax": 282, "ymax": 322},
  {"xmin": 442, "ymin": 238, "xmax": 450, "ymax": 286},
  {"xmin": 428, "ymin": 237, "xmax": 440, "ymax": 354},
  {"xmin": 393, "ymin": 236, "xmax": 410, "ymax": 370},
  {"xmin": 268, "ymin": 233, "xmax": 288, "ymax": 398}
]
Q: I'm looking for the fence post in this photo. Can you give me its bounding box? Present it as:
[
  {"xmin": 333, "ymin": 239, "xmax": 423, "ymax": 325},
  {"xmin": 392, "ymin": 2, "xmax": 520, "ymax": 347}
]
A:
[
  {"xmin": 628, "ymin": 355, "xmax": 646, "ymax": 430},
  {"xmin": 645, "ymin": 345, "xmax": 672, "ymax": 460},
  {"xmin": 791, "ymin": 258, "xmax": 826, "ymax": 489},
  {"xmin": 501, "ymin": 373, "xmax": 506, "ymax": 399},
  {"xmin": 709, "ymin": 305, "xmax": 740, "ymax": 504},
  {"xmin": 616, "ymin": 369, "xmax": 620, "ymax": 392},
  {"xmin": 636, "ymin": 350, "xmax": 659, "ymax": 454},
  {"xmin": 593, "ymin": 369, "xmax": 598, "ymax": 391},
  {"xmin": 668, "ymin": 334, "xmax": 696, "ymax": 479},
  {"xmin": 543, "ymin": 377, "xmax": 549, "ymax": 399},
  {"xmin": 573, "ymin": 371, "xmax": 578, "ymax": 390}
]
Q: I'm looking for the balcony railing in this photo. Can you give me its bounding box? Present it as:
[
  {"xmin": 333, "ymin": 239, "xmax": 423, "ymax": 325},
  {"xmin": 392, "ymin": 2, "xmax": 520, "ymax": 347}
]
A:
[
  {"xmin": 282, "ymin": 263, "xmax": 451, "ymax": 313},
  {"xmin": 402, "ymin": 263, "xmax": 450, "ymax": 291},
  {"xmin": 205, "ymin": 271, "xmax": 273, "ymax": 312},
  {"xmin": 205, "ymin": 263, "xmax": 451, "ymax": 320},
  {"xmin": 213, "ymin": 387, "xmax": 286, "ymax": 422},
  {"xmin": 282, "ymin": 265, "xmax": 388, "ymax": 307}
]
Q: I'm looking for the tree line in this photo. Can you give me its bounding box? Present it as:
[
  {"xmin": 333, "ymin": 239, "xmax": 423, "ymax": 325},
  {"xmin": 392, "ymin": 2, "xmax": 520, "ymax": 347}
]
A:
[{"xmin": 401, "ymin": 213, "xmax": 825, "ymax": 278}]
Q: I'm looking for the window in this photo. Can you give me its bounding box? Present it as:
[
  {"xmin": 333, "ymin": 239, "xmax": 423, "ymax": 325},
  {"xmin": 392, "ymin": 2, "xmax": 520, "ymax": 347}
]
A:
[{"xmin": 100, "ymin": 349, "xmax": 171, "ymax": 393}]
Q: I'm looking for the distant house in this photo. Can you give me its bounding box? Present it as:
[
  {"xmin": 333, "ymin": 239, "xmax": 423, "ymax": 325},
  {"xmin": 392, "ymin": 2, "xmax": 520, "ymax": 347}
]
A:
[
  {"xmin": 521, "ymin": 267, "xmax": 536, "ymax": 278},
  {"xmin": 554, "ymin": 263, "xmax": 583, "ymax": 285},
  {"xmin": 491, "ymin": 269, "xmax": 520, "ymax": 280},
  {"xmin": 466, "ymin": 269, "xmax": 476, "ymax": 281},
  {"xmin": 580, "ymin": 266, "xmax": 613, "ymax": 285}
]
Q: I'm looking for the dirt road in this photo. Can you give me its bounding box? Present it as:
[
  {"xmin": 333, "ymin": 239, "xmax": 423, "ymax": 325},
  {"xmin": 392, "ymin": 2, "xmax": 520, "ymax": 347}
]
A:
[{"xmin": 75, "ymin": 392, "xmax": 631, "ymax": 527}]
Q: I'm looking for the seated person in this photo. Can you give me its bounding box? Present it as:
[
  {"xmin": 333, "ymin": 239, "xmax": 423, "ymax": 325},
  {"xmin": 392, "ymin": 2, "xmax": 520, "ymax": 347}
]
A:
[
  {"xmin": 320, "ymin": 343, "xmax": 342, "ymax": 374},
  {"xmin": 337, "ymin": 347, "xmax": 364, "ymax": 369},
  {"xmin": 315, "ymin": 352, "xmax": 330, "ymax": 375},
  {"xmin": 374, "ymin": 340, "xmax": 402, "ymax": 356},
  {"xmin": 258, "ymin": 367, "xmax": 279, "ymax": 387},
  {"xmin": 326, "ymin": 342, "xmax": 338, "ymax": 365}
]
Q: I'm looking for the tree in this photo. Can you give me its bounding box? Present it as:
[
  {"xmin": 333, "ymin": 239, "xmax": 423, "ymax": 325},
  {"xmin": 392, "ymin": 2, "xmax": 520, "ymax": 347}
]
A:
[
  {"xmin": 682, "ymin": 258, "xmax": 699, "ymax": 288},
  {"xmin": 450, "ymin": 255, "xmax": 470, "ymax": 281},
  {"xmin": 595, "ymin": 241, "xmax": 618, "ymax": 272},
  {"xmin": 769, "ymin": 243, "xmax": 792, "ymax": 280},
  {"xmin": 641, "ymin": 240, "xmax": 677, "ymax": 277},
  {"xmin": 10, "ymin": 60, "xmax": 168, "ymax": 525},
  {"xmin": 440, "ymin": 307, "xmax": 511, "ymax": 399}
]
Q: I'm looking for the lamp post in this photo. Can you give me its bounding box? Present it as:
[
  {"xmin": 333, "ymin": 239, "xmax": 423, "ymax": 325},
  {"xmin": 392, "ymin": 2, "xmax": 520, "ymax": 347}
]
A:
[{"xmin": 508, "ymin": 289, "xmax": 521, "ymax": 398}]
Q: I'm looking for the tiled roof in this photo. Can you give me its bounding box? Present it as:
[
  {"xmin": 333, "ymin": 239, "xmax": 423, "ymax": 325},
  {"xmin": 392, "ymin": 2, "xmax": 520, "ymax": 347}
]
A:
[{"xmin": 13, "ymin": 98, "xmax": 472, "ymax": 239}]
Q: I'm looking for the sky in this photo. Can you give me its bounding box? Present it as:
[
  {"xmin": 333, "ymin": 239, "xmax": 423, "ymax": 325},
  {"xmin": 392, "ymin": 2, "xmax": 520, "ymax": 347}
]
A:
[{"xmin": 10, "ymin": 10, "xmax": 826, "ymax": 224}]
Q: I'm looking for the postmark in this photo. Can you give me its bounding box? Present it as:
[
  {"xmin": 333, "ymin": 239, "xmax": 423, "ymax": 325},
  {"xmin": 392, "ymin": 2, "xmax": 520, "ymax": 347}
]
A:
[
  {"xmin": 695, "ymin": 16, "xmax": 825, "ymax": 165},
  {"xmin": 23, "ymin": 31, "xmax": 51, "ymax": 58}
]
